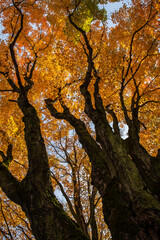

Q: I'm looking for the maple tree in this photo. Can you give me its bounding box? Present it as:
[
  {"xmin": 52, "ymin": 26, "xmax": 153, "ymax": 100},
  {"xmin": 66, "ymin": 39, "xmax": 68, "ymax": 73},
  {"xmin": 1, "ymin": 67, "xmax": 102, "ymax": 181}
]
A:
[
  {"xmin": 0, "ymin": 127, "xmax": 109, "ymax": 240},
  {"xmin": 0, "ymin": 0, "xmax": 160, "ymax": 240}
]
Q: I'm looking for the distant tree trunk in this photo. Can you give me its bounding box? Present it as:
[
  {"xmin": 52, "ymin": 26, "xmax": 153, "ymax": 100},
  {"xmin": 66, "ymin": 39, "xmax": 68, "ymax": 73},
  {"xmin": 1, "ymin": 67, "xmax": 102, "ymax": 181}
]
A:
[{"xmin": 0, "ymin": 94, "xmax": 89, "ymax": 240}]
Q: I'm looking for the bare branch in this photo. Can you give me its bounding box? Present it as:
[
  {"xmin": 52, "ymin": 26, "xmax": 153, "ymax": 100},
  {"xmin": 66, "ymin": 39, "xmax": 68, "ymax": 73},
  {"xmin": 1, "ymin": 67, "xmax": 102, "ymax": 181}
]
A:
[
  {"xmin": 0, "ymin": 144, "xmax": 13, "ymax": 168},
  {"xmin": 0, "ymin": 71, "xmax": 20, "ymax": 93},
  {"xmin": 124, "ymin": 34, "xmax": 160, "ymax": 88},
  {"xmin": 0, "ymin": 89, "xmax": 14, "ymax": 92},
  {"xmin": 51, "ymin": 172, "xmax": 77, "ymax": 221},
  {"xmin": 105, "ymin": 105, "xmax": 120, "ymax": 137},
  {"xmin": 139, "ymin": 100, "xmax": 160, "ymax": 108},
  {"xmin": 17, "ymin": 225, "xmax": 33, "ymax": 240},
  {"xmin": 9, "ymin": 0, "xmax": 25, "ymax": 92},
  {"xmin": 124, "ymin": 11, "xmax": 158, "ymax": 79},
  {"xmin": 0, "ymin": 202, "xmax": 14, "ymax": 240}
]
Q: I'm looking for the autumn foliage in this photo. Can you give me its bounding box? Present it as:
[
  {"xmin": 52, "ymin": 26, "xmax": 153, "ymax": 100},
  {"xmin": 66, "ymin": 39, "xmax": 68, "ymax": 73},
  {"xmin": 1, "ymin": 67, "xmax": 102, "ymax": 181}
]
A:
[{"xmin": 0, "ymin": 0, "xmax": 159, "ymax": 239}]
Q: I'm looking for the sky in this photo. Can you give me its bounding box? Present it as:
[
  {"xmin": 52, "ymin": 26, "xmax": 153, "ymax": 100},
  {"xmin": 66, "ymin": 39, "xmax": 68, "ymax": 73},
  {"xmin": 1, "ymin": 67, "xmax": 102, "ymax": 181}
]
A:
[{"xmin": 100, "ymin": 0, "xmax": 132, "ymax": 27}]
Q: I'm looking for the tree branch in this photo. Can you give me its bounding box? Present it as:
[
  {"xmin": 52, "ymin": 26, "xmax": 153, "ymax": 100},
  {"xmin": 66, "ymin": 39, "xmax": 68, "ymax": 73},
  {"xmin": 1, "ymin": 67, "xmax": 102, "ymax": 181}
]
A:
[
  {"xmin": 0, "ymin": 144, "xmax": 13, "ymax": 168},
  {"xmin": 51, "ymin": 172, "xmax": 77, "ymax": 221},
  {"xmin": 139, "ymin": 100, "xmax": 159, "ymax": 108},
  {"xmin": 9, "ymin": 0, "xmax": 25, "ymax": 92},
  {"xmin": 45, "ymin": 99, "xmax": 108, "ymax": 170},
  {"xmin": 105, "ymin": 105, "xmax": 120, "ymax": 137},
  {"xmin": 124, "ymin": 11, "xmax": 157, "ymax": 79},
  {"xmin": 0, "ymin": 162, "xmax": 20, "ymax": 204},
  {"xmin": 0, "ymin": 202, "xmax": 14, "ymax": 240}
]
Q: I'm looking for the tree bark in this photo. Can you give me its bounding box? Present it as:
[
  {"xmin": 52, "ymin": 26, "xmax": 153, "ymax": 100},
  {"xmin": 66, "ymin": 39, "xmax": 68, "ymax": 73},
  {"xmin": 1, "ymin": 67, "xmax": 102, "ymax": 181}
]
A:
[
  {"xmin": 44, "ymin": 10, "xmax": 160, "ymax": 239},
  {"xmin": 45, "ymin": 18, "xmax": 160, "ymax": 236},
  {"xmin": 46, "ymin": 99, "xmax": 160, "ymax": 239},
  {"xmin": 1, "ymin": 1, "xmax": 159, "ymax": 239},
  {"xmin": 0, "ymin": 94, "xmax": 89, "ymax": 240}
]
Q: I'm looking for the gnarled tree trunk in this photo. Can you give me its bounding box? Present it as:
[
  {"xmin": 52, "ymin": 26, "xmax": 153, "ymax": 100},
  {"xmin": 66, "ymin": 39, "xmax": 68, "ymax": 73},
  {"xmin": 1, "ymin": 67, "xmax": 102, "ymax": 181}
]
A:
[
  {"xmin": 0, "ymin": 94, "xmax": 89, "ymax": 240},
  {"xmin": 0, "ymin": 1, "xmax": 160, "ymax": 239},
  {"xmin": 46, "ymin": 96, "xmax": 160, "ymax": 239},
  {"xmin": 0, "ymin": 2, "xmax": 89, "ymax": 238},
  {"xmin": 45, "ymin": 8, "xmax": 160, "ymax": 239}
]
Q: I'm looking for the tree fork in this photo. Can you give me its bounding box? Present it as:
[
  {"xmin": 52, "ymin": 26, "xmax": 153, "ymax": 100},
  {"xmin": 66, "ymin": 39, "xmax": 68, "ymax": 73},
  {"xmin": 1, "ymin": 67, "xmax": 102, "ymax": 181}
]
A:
[
  {"xmin": 17, "ymin": 94, "xmax": 89, "ymax": 240},
  {"xmin": 0, "ymin": 93, "xmax": 89, "ymax": 240}
]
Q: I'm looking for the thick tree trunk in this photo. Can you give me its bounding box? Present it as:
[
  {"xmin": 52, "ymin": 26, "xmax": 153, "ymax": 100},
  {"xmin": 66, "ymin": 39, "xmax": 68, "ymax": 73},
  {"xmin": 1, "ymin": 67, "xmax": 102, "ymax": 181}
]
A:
[
  {"xmin": 17, "ymin": 94, "xmax": 89, "ymax": 240},
  {"xmin": 19, "ymin": 179, "xmax": 88, "ymax": 240},
  {"xmin": 89, "ymin": 130, "xmax": 160, "ymax": 240},
  {"xmin": 45, "ymin": 14, "xmax": 160, "ymax": 236},
  {"xmin": 0, "ymin": 94, "xmax": 89, "ymax": 240},
  {"xmin": 99, "ymin": 173, "xmax": 160, "ymax": 240},
  {"xmin": 87, "ymin": 129, "xmax": 160, "ymax": 240},
  {"xmin": 46, "ymin": 96, "xmax": 160, "ymax": 240}
]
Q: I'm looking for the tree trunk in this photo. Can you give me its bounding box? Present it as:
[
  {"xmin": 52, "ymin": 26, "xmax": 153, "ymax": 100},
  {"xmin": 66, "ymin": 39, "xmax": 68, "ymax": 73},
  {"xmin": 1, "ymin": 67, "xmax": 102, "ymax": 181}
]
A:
[
  {"xmin": 99, "ymin": 171, "xmax": 160, "ymax": 240},
  {"xmin": 46, "ymin": 85, "xmax": 160, "ymax": 240},
  {"xmin": 1, "ymin": 2, "xmax": 159, "ymax": 238},
  {"xmin": 19, "ymin": 179, "xmax": 88, "ymax": 240},
  {"xmin": 0, "ymin": 94, "xmax": 89, "ymax": 240},
  {"xmin": 85, "ymin": 130, "xmax": 160, "ymax": 240},
  {"xmin": 45, "ymin": 13, "xmax": 160, "ymax": 237}
]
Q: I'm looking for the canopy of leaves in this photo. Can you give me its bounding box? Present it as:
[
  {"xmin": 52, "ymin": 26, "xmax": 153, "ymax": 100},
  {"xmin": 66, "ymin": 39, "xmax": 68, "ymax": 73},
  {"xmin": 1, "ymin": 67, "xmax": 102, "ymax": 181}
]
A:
[{"xmin": 0, "ymin": 0, "xmax": 159, "ymax": 239}]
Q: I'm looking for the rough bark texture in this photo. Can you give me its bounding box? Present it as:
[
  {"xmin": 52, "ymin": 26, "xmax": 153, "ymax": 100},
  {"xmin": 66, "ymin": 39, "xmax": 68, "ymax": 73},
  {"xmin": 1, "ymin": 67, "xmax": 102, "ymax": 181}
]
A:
[
  {"xmin": 17, "ymin": 95, "xmax": 89, "ymax": 240},
  {"xmin": 0, "ymin": 1, "xmax": 160, "ymax": 239},
  {"xmin": 0, "ymin": 3, "xmax": 90, "ymax": 238},
  {"xmin": 45, "ymin": 10, "xmax": 160, "ymax": 239},
  {"xmin": 0, "ymin": 94, "xmax": 89, "ymax": 240},
  {"xmin": 46, "ymin": 96, "xmax": 160, "ymax": 239}
]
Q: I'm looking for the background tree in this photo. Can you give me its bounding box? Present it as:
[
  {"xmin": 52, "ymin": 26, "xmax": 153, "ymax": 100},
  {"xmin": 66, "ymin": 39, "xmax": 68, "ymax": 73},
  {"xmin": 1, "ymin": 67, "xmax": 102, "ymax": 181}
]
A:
[
  {"xmin": 0, "ymin": 0, "xmax": 160, "ymax": 240},
  {"xmin": 0, "ymin": 192, "xmax": 33, "ymax": 240},
  {"xmin": 47, "ymin": 128, "xmax": 111, "ymax": 239}
]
